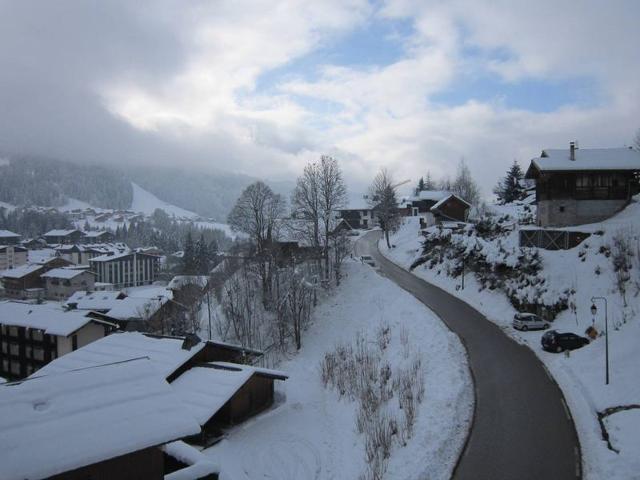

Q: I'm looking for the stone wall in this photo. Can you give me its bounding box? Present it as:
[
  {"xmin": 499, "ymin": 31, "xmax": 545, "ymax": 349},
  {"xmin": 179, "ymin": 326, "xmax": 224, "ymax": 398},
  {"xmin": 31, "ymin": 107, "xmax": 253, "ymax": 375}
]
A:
[{"xmin": 537, "ymin": 199, "xmax": 627, "ymax": 227}]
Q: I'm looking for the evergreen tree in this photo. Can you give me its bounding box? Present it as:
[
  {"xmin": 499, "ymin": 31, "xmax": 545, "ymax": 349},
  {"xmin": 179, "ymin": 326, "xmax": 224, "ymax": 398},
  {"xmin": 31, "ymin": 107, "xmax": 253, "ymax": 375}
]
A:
[
  {"xmin": 424, "ymin": 171, "xmax": 436, "ymax": 190},
  {"xmin": 494, "ymin": 160, "xmax": 526, "ymax": 204},
  {"xmin": 195, "ymin": 233, "xmax": 210, "ymax": 275},
  {"xmin": 416, "ymin": 177, "xmax": 425, "ymax": 194},
  {"xmin": 182, "ymin": 231, "xmax": 197, "ymax": 275}
]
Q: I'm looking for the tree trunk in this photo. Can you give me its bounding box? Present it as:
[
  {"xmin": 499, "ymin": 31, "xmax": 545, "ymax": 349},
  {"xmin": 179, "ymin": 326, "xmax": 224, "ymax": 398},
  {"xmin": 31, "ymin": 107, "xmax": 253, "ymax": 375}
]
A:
[{"xmin": 385, "ymin": 229, "xmax": 391, "ymax": 249}]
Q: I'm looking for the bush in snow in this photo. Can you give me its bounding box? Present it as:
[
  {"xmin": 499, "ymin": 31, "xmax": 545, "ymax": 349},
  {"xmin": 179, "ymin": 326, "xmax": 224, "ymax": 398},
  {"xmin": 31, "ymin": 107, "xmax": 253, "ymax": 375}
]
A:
[
  {"xmin": 320, "ymin": 324, "xmax": 426, "ymax": 480},
  {"xmin": 610, "ymin": 229, "xmax": 634, "ymax": 307},
  {"xmin": 412, "ymin": 217, "xmax": 571, "ymax": 319}
]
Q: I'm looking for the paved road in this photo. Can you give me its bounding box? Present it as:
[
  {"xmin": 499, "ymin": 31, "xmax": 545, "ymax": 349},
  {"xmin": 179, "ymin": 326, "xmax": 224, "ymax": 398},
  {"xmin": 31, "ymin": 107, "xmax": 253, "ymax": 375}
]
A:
[{"xmin": 357, "ymin": 232, "xmax": 581, "ymax": 480}]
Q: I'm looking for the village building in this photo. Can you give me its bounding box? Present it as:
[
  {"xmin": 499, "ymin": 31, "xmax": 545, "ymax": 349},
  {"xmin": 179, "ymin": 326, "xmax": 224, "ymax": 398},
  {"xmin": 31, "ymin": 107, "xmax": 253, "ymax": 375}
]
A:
[
  {"xmin": 41, "ymin": 268, "xmax": 96, "ymax": 300},
  {"xmin": 430, "ymin": 194, "xmax": 471, "ymax": 224},
  {"xmin": 34, "ymin": 332, "xmax": 286, "ymax": 446},
  {"xmin": 336, "ymin": 199, "xmax": 375, "ymax": 230},
  {"xmin": 0, "ymin": 359, "xmax": 202, "ymax": 480},
  {"xmin": 42, "ymin": 229, "xmax": 85, "ymax": 245},
  {"xmin": 55, "ymin": 242, "xmax": 127, "ymax": 265},
  {"xmin": 89, "ymin": 251, "xmax": 159, "ymax": 288},
  {"xmin": 64, "ymin": 289, "xmax": 128, "ymax": 313},
  {"xmin": 399, "ymin": 190, "xmax": 452, "ymax": 226},
  {"xmin": 0, "ymin": 257, "xmax": 72, "ymax": 299},
  {"xmin": 82, "ymin": 230, "xmax": 115, "ymax": 243},
  {"xmin": 0, "ymin": 229, "xmax": 21, "ymax": 245},
  {"xmin": 526, "ymin": 143, "xmax": 640, "ymax": 227},
  {"xmin": 0, "ymin": 301, "xmax": 116, "ymax": 379},
  {"xmin": 0, "ymin": 245, "xmax": 28, "ymax": 271}
]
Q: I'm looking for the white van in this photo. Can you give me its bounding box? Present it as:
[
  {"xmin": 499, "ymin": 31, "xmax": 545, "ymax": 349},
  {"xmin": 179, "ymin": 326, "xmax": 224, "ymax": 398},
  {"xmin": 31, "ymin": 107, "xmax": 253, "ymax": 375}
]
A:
[{"xmin": 512, "ymin": 313, "xmax": 550, "ymax": 331}]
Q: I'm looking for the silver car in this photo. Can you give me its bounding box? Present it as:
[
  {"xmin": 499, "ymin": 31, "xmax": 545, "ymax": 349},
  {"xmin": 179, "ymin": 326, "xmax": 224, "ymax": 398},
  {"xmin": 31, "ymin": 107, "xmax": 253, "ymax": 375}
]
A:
[
  {"xmin": 360, "ymin": 255, "xmax": 376, "ymax": 266},
  {"xmin": 513, "ymin": 313, "xmax": 550, "ymax": 331}
]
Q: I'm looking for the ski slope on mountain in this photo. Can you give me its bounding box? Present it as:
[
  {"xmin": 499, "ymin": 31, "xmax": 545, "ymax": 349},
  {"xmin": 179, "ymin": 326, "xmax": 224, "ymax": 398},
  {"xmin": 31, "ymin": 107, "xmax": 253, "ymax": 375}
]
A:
[{"xmin": 131, "ymin": 183, "xmax": 198, "ymax": 219}]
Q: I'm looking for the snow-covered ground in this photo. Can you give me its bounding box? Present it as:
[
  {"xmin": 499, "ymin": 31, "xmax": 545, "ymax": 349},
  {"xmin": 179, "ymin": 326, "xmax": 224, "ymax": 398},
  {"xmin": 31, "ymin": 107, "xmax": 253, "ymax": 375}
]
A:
[
  {"xmin": 204, "ymin": 260, "xmax": 473, "ymax": 480},
  {"xmin": 382, "ymin": 212, "xmax": 640, "ymax": 480}
]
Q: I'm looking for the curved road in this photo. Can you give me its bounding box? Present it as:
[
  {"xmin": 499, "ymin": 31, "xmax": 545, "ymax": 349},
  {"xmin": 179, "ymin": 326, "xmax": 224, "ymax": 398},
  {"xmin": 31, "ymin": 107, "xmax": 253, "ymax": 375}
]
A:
[{"xmin": 357, "ymin": 232, "xmax": 581, "ymax": 480}]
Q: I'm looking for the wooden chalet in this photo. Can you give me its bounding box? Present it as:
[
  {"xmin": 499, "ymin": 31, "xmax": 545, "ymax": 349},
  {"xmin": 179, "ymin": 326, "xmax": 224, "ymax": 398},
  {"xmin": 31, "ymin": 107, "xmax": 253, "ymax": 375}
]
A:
[
  {"xmin": 526, "ymin": 143, "xmax": 640, "ymax": 227},
  {"xmin": 429, "ymin": 194, "xmax": 471, "ymax": 224},
  {"xmin": 42, "ymin": 229, "xmax": 85, "ymax": 245}
]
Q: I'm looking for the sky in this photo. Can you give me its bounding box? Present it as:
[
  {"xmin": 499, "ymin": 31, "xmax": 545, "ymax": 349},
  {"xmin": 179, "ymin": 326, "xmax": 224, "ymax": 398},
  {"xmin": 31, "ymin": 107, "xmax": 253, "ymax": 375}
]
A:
[{"xmin": 1, "ymin": 0, "xmax": 639, "ymax": 196}]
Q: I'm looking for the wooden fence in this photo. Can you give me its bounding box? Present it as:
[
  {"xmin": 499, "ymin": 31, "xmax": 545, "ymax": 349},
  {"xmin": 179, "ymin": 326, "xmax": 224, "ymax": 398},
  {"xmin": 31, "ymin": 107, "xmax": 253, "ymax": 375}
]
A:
[{"xmin": 519, "ymin": 229, "xmax": 591, "ymax": 250}]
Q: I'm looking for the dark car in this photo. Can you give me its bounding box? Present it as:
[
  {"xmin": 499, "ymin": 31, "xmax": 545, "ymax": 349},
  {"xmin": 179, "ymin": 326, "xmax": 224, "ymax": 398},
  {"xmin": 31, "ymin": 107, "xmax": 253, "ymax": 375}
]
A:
[{"xmin": 541, "ymin": 330, "xmax": 589, "ymax": 353}]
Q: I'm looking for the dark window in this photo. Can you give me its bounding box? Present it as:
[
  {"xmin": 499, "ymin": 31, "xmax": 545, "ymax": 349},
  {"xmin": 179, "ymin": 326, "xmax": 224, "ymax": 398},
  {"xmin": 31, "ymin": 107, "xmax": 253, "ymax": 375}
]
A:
[
  {"xmin": 72, "ymin": 335, "xmax": 78, "ymax": 351},
  {"xmin": 559, "ymin": 206, "xmax": 565, "ymax": 213}
]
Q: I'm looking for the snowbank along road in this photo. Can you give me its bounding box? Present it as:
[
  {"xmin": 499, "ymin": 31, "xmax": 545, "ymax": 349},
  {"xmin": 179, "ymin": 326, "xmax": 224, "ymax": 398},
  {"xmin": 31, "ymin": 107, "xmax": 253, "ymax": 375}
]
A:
[{"xmin": 356, "ymin": 231, "xmax": 581, "ymax": 480}]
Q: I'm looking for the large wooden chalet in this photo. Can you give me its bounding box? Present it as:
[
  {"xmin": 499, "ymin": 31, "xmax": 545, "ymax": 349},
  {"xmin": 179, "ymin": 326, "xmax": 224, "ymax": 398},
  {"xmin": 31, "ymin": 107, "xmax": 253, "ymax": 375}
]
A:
[{"xmin": 526, "ymin": 143, "xmax": 640, "ymax": 227}]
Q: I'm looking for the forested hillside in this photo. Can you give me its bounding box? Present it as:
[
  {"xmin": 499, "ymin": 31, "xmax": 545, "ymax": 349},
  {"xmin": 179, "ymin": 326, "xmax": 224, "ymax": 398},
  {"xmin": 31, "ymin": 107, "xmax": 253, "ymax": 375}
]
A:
[{"xmin": 0, "ymin": 157, "xmax": 133, "ymax": 209}]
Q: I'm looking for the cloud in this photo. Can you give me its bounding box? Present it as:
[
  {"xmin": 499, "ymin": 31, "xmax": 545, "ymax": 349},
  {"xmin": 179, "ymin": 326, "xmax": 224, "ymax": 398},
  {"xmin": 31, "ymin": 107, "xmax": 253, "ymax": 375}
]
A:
[{"xmin": 0, "ymin": 0, "xmax": 638, "ymax": 198}]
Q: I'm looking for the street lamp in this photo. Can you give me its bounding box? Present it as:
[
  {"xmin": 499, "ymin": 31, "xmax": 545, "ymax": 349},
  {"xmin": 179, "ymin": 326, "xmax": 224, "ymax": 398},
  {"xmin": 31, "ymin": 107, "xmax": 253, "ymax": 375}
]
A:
[{"xmin": 590, "ymin": 296, "xmax": 609, "ymax": 385}]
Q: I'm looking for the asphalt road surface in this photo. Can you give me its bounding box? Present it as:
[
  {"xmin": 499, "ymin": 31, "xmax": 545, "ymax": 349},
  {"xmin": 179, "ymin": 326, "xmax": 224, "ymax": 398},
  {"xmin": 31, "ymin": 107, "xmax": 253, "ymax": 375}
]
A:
[{"xmin": 357, "ymin": 231, "xmax": 581, "ymax": 480}]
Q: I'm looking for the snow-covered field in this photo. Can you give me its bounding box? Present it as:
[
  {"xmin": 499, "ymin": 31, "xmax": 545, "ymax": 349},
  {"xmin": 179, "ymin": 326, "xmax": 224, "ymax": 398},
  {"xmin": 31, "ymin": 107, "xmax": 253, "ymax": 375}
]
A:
[
  {"xmin": 382, "ymin": 213, "xmax": 640, "ymax": 480},
  {"xmin": 205, "ymin": 260, "xmax": 473, "ymax": 480}
]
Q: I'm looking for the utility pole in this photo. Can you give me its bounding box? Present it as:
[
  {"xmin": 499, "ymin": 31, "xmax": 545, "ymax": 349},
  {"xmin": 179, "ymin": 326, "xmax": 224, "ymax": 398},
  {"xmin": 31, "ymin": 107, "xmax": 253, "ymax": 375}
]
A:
[{"xmin": 590, "ymin": 296, "xmax": 609, "ymax": 385}]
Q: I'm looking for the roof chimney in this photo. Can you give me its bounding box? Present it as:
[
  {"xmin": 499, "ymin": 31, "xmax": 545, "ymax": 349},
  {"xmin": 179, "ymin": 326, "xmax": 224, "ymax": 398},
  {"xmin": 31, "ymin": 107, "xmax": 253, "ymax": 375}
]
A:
[
  {"xmin": 181, "ymin": 333, "xmax": 201, "ymax": 351},
  {"xmin": 569, "ymin": 141, "xmax": 576, "ymax": 161}
]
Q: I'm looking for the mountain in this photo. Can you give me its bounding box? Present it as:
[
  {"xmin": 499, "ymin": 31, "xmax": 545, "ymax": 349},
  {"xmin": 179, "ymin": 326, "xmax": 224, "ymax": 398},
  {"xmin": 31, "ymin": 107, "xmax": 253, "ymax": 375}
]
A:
[
  {"xmin": 0, "ymin": 156, "xmax": 133, "ymax": 209},
  {"xmin": 0, "ymin": 155, "xmax": 294, "ymax": 221}
]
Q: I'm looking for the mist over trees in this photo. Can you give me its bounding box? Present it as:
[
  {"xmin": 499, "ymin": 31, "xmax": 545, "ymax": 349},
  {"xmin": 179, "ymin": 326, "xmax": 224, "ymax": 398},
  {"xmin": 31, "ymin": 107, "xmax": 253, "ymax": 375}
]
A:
[{"xmin": 0, "ymin": 157, "xmax": 132, "ymax": 209}]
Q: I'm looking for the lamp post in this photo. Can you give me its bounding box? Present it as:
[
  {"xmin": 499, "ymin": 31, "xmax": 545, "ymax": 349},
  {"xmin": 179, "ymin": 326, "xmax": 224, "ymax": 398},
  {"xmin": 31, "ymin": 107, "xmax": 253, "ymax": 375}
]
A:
[{"xmin": 590, "ymin": 296, "xmax": 609, "ymax": 385}]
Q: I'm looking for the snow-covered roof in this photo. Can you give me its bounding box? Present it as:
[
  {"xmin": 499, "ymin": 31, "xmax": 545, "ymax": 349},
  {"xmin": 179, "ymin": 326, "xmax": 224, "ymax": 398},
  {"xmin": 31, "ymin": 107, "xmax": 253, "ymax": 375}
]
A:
[
  {"xmin": 0, "ymin": 263, "xmax": 43, "ymax": 279},
  {"xmin": 162, "ymin": 441, "xmax": 220, "ymax": 480},
  {"xmin": 90, "ymin": 250, "xmax": 157, "ymax": 262},
  {"xmin": 0, "ymin": 359, "xmax": 201, "ymax": 480},
  {"xmin": 64, "ymin": 290, "xmax": 126, "ymax": 311},
  {"xmin": 34, "ymin": 332, "xmax": 206, "ymax": 379},
  {"xmin": 171, "ymin": 366, "xmax": 255, "ymax": 425},
  {"xmin": 530, "ymin": 147, "xmax": 640, "ymax": 173},
  {"xmin": 43, "ymin": 229, "xmax": 82, "ymax": 237},
  {"xmin": 0, "ymin": 230, "xmax": 20, "ymax": 238},
  {"xmin": 168, "ymin": 275, "xmax": 209, "ymax": 290},
  {"xmin": 0, "ymin": 301, "xmax": 115, "ymax": 337},
  {"xmin": 171, "ymin": 363, "xmax": 287, "ymax": 425},
  {"xmin": 102, "ymin": 294, "xmax": 170, "ymax": 321},
  {"xmin": 83, "ymin": 230, "xmax": 111, "ymax": 238},
  {"xmin": 40, "ymin": 268, "xmax": 93, "ymax": 280},
  {"xmin": 415, "ymin": 190, "xmax": 451, "ymax": 202},
  {"xmin": 430, "ymin": 194, "xmax": 472, "ymax": 211}
]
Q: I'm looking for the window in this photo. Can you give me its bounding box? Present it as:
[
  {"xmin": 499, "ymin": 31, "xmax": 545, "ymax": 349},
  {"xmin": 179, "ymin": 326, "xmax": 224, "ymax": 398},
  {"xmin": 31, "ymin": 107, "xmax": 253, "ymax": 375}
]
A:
[
  {"xmin": 1, "ymin": 341, "xmax": 6, "ymax": 354},
  {"xmin": 2, "ymin": 359, "xmax": 8, "ymax": 372},
  {"xmin": 33, "ymin": 347, "xmax": 44, "ymax": 361},
  {"xmin": 559, "ymin": 206, "xmax": 565, "ymax": 213},
  {"xmin": 25, "ymin": 346, "xmax": 32, "ymax": 359},
  {"xmin": 10, "ymin": 361, "xmax": 20, "ymax": 375},
  {"xmin": 9, "ymin": 326, "xmax": 18, "ymax": 337},
  {"xmin": 32, "ymin": 330, "xmax": 43, "ymax": 342},
  {"xmin": 9, "ymin": 343, "xmax": 19, "ymax": 356},
  {"xmin": 72, "ymin": 335, "xmax": 78, "ymax": 351}
]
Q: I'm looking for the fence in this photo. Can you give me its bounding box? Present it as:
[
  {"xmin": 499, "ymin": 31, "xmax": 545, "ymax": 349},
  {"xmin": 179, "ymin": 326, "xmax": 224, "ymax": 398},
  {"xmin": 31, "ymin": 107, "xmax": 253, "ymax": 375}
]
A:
[{"xmin": 519, "ymin": 228, "xmax": 590, "ymax": 250}]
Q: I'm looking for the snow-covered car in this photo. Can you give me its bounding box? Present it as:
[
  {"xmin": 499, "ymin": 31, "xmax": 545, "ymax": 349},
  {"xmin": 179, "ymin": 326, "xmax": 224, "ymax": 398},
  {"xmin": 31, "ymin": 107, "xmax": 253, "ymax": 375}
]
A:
[
  {"xmin": 512, "ymin": 313, "xmax": 550, "ymax": 331},
  {"xmin": 541, "ymin": 330, "xmax": 589, "ymax": 353},
  {"xmin": 360, "ymin": 255, "xmax": 375, "ymax": 266}
]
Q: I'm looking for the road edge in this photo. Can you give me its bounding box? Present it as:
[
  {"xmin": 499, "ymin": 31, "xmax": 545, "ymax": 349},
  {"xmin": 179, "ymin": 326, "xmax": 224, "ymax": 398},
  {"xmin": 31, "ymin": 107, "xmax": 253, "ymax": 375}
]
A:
[{"xmin": 371, "ymin": 233, "xmax": 583, "ymax": 480}]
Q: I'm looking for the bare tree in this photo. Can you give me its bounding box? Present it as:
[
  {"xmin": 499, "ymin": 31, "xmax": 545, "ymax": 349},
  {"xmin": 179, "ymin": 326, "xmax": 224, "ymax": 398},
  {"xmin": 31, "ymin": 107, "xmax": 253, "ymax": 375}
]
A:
[
  {"xmin": 451, "ymin": 158, "xmax": 480, "ymax": 205},
  {"xmin": 227, "ymin": 181, "xmax": 286, "ymax": 304},
  {"xmin": 330, "ymin": 229, "xmax": 351, "ymax": 286},
  {"xmin": 227, "ymin": 181, "xmax": 285, "ymax": 254},
  {"xmin": 291, "ymin": 161, "xmax": 322, "ymax": 248},
  {"xmin": 318, "ymin": 156, "xmax": 348, "ymax": 279},
  {"xmin": 369, "ymin": 169, "xmax": 400, "ymax": 249}
]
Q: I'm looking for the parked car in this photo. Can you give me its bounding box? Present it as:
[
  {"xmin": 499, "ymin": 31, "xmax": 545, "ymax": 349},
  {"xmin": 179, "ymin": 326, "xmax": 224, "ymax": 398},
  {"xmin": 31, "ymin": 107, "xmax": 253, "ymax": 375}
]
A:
[
  {"xmin": 512, "ymin": 313, "xmax": 550, "ymax": 331},
  {"xmin": 541, "ymin": 330, "xmax": 589, "ymax": 353},
  {"xmin": 360, "ymin": 255, "xmax": 375, "ymax": 266}
]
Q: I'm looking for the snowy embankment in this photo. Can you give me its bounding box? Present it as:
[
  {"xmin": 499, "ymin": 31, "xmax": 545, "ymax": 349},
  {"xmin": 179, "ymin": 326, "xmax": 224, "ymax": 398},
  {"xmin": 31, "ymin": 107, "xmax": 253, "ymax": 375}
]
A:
[
  {"xmin": 204, "ymin": 260, "xmax": 473, "ymax": 480},
  {"xmin": 382, "ymin": 214, "xmax": 640, "ymax": 480}
]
